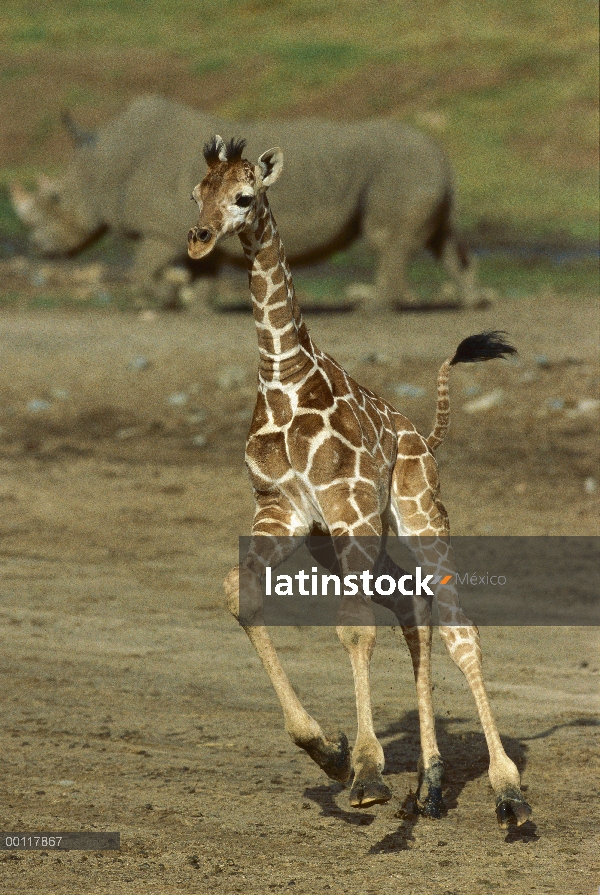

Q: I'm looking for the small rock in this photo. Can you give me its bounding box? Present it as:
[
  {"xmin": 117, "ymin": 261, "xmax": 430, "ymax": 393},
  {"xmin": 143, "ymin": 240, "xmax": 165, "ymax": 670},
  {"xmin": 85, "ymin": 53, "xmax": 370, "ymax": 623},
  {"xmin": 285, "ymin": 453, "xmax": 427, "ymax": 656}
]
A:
[
  {"xmin": 569, "ymin": 398, "xmax": 600, "ymax": 416},
  {"xmin": 163, "ymin": 266, "xmax": 191, "ymax": 287},
  {"xmin": 128, "ymin": 356, "xmax": 151, "ymax": 371},
  {"xmin": 547, "ymin": 398, "xmax": 565, "ymax": 411},
  {"xmin": 462, "ymin": 389, "xmax": 504, "ymax": 413},
  {"xmin": 519, "ymin": 370, "xmax": 538, "ymax": 383},
  {"xmin": 168, "ymin": 392, "xmax": 189, "ymax": 407},
  {"xmin": 584, "ymin": 477, "xmax": 597, "ymax": 494},
  {"xmin": 345, "ymin": 283, "xmax": 376, "ymax": 303},
  {"xmin": 57, "ymin": 779, "xmax": 75, "ymax": 786},
  {"xmin": 362, "ymin": 350, "xmax": 387, "ymax": 365},
  {"xmin": 534, "ymin": 355, "xmax": 550, "ymax": 368},
  {"xmin": 439, "ymin": 281, "xmax": 457, "ymax": 299},
  {"xmin": 115, "ymin": 427, "xmax": 139, "ymax": 441},
  {"xmin": 72, "ymin": 263, "xmax": 104, "ymax": 285},
  {"xmin": 179, "ymin": 287, "xmax": 196, "ymax": 305},
  {"xmin": 217, "ymin": 366, "xmax": 247, "ymax": 389},
  {"xmin": 9, "ymin": 256, "xmax": 29, "ymax": 273},
  {"xmin": 27, "ymin": 399, "xmax": 51, "ymax": 413},
  {"xmin": 187, "ymin": 411, "xmax": 206, "ymax": 424},
  {"xmin": 139, "ymin": 310, "xmax": 157, "ymax": 322},
  {"xmin": 31, "ymin": 270, "xmax": 46, "ymax": 287},
  {"xmin": 393, "ymin": 383, "xmax": 427, "ymax": 398},
  {"xmin": 50, "ymin": 388, "xmax": 70, "ymax": 401},
  {"xmin": 191, "ymin": 434, "xmax": 207, "ymax": 448}
]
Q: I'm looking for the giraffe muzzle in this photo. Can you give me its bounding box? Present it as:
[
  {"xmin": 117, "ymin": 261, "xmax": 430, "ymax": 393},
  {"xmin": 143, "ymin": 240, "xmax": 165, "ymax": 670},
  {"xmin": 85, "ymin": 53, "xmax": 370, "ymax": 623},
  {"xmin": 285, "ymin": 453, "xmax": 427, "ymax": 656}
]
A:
[{"xmin": 188, "ymin": 225, "xmax": 215, "ymax": 259}]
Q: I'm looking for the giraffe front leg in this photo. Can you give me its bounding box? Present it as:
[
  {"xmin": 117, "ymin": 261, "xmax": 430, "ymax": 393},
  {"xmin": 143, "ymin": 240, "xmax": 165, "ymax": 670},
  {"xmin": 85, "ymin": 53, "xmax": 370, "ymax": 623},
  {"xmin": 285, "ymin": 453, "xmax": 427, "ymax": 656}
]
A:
[
  {"xmin": 372, "ymin": 549, "xmax": 444, "ymax": 815},
  {"xmin": 224, "ymin": 505, "xmax": 351, "ymax": 784},
  {"xmin": 337, "ymin": 621, "xmax": 392, "ymax": 808},
  {"xmin": 320, "ymin": 500, "xmax": 392, "ymax": 808},
  {"xmin": 439, "ymin": 624, "xmax": 532, "ymax": 827},
  {"xmin": 225, "ymin": 566, "xmax": 351, "ymax": 783}
]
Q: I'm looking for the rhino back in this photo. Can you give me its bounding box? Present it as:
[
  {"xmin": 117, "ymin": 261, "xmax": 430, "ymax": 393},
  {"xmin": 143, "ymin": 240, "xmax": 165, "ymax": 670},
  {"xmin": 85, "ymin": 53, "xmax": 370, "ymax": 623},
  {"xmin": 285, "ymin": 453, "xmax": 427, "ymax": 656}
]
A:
[
  {"xmin": 77, "ymin": 96, "xmax": 452, "ymax": 261},
  {"xmin": 222, "ymin": 118, "xmax": 452, "ymax": 260}
]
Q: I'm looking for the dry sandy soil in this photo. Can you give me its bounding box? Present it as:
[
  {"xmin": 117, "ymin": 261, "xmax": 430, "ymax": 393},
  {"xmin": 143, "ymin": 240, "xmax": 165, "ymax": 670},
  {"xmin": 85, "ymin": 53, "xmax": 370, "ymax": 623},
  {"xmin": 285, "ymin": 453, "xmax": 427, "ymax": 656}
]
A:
[{"xmin": 0, "ymin": 294, "xmax": 598, "ymax": 894}]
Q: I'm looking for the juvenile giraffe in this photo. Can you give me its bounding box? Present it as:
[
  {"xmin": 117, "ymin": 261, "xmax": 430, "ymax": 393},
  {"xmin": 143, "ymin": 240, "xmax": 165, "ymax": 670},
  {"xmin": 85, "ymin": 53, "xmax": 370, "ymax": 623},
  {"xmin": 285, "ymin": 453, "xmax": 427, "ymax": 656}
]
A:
[{"xmin": 188, "ymin": 136, "xmax": 532, "ymax": 827}]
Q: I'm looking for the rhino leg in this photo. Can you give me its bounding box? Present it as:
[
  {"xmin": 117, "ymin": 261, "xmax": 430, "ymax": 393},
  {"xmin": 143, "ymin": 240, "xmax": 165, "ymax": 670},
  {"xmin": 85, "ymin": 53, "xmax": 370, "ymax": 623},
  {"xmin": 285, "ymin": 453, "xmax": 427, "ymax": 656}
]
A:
[
  {"xmin": 130, "ymin": 237, "xmax": 181, "ymax": 308},
  {"xmin": 440, "ymin": 236, "xmax": 483, "ymax": 308},
  {"xmin": 365, "ymin": 226, "xmax": 421, "ymax": 310}
]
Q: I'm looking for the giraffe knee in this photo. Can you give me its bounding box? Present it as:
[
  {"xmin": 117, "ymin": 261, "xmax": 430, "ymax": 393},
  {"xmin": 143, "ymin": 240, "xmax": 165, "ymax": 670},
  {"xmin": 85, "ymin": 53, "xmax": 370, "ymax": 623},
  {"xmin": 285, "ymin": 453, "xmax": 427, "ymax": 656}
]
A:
[
  {"xmin": 225, "ymin": 564, "xmax": 265, "ymax": 625},
  {"xmin": 224, "ymin": 566, "xmax": 240, "ymax": 620},
  {"xmin": 336, "ymin": 624, "xmax": 376, "ymax": 656},
  {"xmin": 440, "ymin": 625, "xmax": 482, "ymax": 668}
]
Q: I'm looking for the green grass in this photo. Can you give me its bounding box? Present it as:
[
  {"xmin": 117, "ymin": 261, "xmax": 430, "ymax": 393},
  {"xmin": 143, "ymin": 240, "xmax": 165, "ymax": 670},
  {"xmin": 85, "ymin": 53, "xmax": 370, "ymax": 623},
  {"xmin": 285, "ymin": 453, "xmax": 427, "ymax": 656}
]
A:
[
  {"xmin": 409, "ymin": 254, "xmax": 599, "ymax": 299},
  {"xmin": 290, "ymin": 253, "xmax": 600, "ymax": 305}
]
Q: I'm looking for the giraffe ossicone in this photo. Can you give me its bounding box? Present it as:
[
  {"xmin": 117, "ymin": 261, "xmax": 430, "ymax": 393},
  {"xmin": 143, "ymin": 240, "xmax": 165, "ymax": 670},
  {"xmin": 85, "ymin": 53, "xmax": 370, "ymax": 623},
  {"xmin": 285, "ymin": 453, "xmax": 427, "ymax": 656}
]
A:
[{"xmin": 188, "ymin": 136, "xmax": 531, "ymax": 826}]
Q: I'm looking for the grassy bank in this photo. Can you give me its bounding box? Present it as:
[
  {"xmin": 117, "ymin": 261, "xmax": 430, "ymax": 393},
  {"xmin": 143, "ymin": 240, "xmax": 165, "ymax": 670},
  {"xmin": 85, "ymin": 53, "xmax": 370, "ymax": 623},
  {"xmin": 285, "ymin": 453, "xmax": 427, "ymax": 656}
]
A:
[{"xmin": 0, "ymin": 0, "xmax": 597, "ymax": 247}]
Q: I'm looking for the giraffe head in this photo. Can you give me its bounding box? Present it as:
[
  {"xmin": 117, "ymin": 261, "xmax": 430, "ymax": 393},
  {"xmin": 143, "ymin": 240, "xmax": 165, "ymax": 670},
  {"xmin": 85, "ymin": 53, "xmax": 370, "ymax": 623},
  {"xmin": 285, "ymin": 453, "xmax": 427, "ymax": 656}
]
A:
[{"xmin": 188, "ymin": 135, "xmax": 283, "ymax": 260}]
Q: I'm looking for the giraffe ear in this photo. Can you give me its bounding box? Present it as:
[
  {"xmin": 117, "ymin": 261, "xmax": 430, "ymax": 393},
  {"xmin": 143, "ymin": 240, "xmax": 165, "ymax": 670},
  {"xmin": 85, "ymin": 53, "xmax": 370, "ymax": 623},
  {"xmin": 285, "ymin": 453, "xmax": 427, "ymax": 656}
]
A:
[{"xmin": 257, "ymin": 147, "xmax": 283, "ymax": 188}]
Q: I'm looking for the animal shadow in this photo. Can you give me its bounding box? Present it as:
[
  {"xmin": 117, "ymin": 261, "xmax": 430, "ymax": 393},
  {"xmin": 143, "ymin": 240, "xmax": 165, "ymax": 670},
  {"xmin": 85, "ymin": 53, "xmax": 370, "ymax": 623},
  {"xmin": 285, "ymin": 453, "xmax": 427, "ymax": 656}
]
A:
[
  {"xmin": 303, "ymin": 714, "xmax": 592, "ymax": 850},
  {"xmin": 373, "ymin": 709, "xmax": 536, "ymax": 851},
  {"xmin": 303, "ymin": 782, "xmax": 376, "ymax": 827}
]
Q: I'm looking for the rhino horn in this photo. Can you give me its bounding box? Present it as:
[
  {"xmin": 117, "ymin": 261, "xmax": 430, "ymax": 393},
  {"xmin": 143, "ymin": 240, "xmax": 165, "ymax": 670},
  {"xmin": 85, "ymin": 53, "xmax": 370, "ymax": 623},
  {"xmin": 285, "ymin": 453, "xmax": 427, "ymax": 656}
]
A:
[
  {"xmin": 61, "ymin": 111, "xmax": 97, "ymax": 148},
  {"xmin": 8, "ymin": 182, "xmax": 37, "ymax": 224}
]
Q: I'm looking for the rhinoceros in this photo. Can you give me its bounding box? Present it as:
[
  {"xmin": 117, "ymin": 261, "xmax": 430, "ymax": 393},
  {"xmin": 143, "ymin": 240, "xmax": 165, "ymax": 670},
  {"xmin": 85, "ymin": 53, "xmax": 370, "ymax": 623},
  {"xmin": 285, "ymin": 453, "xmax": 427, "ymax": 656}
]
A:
[{"xmin": 10, "ymin": 94, "xmax": 477, "ymax": 309}]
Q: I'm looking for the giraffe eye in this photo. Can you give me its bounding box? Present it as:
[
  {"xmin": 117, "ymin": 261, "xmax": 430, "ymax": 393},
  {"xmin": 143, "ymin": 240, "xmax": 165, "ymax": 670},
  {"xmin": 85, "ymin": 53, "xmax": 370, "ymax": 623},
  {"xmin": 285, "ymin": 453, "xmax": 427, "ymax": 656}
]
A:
[{"xmin": 236, "ymin": 195, "xmax": 252, "ymax": 208}]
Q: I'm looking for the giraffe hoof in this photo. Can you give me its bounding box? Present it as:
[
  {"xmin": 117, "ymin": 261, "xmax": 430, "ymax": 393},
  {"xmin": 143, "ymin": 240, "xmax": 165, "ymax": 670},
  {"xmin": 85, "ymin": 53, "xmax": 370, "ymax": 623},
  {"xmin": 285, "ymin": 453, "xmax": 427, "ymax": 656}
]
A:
[
  {"xmin": 496, "ymin": 798, "xmax": 532, "ymax": 828},
  {"xmin": 349, "ymin": 778, "xmax": 393, "ymax": 809},
  {"xmin": 299, "ymin": 732, "xmax": 352, "ymax": 783},
  {"xmin": 417, "ymin": 785, "xmax": 446, "ymax": 819}
]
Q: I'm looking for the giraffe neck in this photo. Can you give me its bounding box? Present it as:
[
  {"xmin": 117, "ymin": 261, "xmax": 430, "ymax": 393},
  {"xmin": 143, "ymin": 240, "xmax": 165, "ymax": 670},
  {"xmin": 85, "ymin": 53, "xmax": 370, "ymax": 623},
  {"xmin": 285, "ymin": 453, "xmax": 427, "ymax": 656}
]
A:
[{"xmin": 239, "ymin": 196, "xmax": 314, "ymax": 385}]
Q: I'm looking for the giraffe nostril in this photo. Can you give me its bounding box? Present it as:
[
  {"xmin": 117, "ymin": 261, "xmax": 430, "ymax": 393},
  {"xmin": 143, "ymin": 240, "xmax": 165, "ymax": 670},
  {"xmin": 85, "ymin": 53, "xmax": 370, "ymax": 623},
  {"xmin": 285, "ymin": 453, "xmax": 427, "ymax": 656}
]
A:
[
  {"xmin": 198, "ymin": 229, "xmax": 212, "ymax": 243},
  {"xmin": 188, "ymin": 229, "xmax": 196, "ymax": 241}
]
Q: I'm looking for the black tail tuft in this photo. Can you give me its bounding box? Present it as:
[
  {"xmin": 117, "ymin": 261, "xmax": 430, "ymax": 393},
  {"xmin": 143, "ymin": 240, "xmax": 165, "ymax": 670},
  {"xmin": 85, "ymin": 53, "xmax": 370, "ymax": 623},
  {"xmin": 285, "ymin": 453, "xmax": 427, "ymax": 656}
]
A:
[{"xmin": 450, "ymin": 330, "xmax": 517, "ymax": 366}]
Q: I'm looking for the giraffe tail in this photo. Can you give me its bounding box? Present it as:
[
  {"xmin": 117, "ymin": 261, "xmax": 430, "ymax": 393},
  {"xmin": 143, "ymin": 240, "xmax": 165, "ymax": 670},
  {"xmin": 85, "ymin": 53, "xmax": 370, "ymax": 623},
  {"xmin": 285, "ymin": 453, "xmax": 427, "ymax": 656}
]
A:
[{"xmin": 426, "ymin": 331, "xmax": 517, "ymax": 452}]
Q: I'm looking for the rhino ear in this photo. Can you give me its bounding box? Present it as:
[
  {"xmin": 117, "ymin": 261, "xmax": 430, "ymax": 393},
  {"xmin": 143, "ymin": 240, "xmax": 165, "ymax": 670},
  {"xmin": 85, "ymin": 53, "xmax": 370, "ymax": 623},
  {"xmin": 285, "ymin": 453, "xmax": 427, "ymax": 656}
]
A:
[
  {"xmin": 61, "ymin": 111, "xmax": 97, "ymax": 148},
  {"xmin": 257, "ymin": 147, "xmax": 283, "ymax": 188}
]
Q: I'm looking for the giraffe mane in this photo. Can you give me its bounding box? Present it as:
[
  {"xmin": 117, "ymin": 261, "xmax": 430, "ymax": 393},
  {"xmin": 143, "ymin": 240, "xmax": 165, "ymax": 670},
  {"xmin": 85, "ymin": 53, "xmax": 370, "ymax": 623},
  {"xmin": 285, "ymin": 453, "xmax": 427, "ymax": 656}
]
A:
[
  {"xmin": 224, "ymin": 137, "xmax": 247, "ymax": 162},
  {"xmin": 203, "ymin": 136, "xmax": 247, "ymax": 167}
]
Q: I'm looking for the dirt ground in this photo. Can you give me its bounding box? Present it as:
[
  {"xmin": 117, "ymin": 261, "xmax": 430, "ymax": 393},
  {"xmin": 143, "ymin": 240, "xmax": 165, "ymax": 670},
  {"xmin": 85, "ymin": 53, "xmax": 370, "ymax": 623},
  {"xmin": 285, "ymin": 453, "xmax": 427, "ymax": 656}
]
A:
[{"xmin": 0, "ymin": 294, "xmax": 598, "ymax": 894}]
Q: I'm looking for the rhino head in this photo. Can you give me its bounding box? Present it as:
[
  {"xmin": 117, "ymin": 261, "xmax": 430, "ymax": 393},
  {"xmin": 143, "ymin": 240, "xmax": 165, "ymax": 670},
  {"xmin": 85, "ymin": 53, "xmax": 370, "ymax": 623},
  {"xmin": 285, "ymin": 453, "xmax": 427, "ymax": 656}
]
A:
[{"xmin": 9, "ymin": 114, "xmax": 105, "ymax": 255}]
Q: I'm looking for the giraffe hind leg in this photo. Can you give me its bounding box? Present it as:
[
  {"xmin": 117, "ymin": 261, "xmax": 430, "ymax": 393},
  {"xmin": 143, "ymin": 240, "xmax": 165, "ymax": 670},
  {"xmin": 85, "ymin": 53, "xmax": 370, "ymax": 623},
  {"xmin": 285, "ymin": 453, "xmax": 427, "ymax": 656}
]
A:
[{"xmin": 440, "ymin": 624, "xmax": 532, "ymax": 828}]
